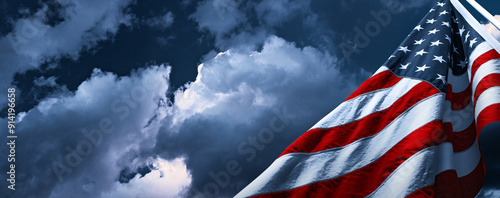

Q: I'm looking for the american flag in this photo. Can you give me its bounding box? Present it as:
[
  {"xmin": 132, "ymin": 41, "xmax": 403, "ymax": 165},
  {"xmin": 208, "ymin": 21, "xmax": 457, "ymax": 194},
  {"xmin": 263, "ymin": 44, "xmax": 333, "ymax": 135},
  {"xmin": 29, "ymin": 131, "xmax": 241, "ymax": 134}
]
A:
[{"xmin": 236, "ymin": 0, "xmax": 500, "ymax": 197}]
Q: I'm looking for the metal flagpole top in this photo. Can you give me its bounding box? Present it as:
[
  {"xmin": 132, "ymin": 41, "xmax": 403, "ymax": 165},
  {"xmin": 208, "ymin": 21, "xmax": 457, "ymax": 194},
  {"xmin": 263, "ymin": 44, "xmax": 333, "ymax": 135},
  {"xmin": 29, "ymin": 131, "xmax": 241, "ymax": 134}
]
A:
[{"xmin": 466, "ymin": 0, "xmax": 500, "ymax": 30}]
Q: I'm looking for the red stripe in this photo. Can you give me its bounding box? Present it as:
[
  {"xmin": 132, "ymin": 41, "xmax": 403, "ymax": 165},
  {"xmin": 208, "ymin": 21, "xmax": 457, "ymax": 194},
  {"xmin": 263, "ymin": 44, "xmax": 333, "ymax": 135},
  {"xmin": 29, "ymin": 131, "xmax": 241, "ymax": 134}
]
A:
[
  {"xmin": 444, "ymin": 49, "xmax": 499, "ymax": 111},
  {"xmin": 471, "ymin": 49, "xmax": 500, "ymax": 79},
  {"xmin": 254, "ymin": 121, "xmax": 446, "ymax": 198},
  {"xmin": 457, "ymin": 157, "xmax": 485, "ymax": 198},
  {"xmin": 476, "ymin": 103, "xmax": 500, "ymax": 133},
  {"xmin": 474, "ymin": 74, "xmax": 500, "ymax": 105},
  {"xmin": 433, "ymin": 170, "xmax": 461, "ymax": 198},
  {"xmin": 345, "ymin": 70, "xmax": 402, "ymax": 101},
  {"xmin": 449, "ymin": 122, "xmax": 477, "ymax": 152},
  {"xmin": 445, "ymin": 83, "xmax": 472, "ymax": 111},
  {"xmin": 280, "ymin": 81, "xmax": 439, "ymax": 157}
]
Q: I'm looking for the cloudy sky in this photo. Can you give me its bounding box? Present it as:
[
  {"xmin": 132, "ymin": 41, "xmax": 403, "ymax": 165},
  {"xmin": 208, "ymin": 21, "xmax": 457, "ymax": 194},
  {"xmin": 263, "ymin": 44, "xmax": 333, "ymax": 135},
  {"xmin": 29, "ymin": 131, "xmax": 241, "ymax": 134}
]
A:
[{"xmin": 0, "ymin": 0, "xmax": 499, "ymax": 197}]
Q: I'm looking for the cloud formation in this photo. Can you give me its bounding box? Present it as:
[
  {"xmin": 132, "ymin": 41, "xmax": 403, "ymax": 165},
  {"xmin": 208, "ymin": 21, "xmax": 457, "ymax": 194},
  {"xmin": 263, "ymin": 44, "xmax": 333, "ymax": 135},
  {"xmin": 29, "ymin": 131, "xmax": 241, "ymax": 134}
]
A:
[
  {"xmin": 1, "ymin": 34, "xmax": 365, "ymax": 197},
  {"xmin": 100, "ymin": 158, "xmax": 191, "ymax": 198},
  {"xmin": 1, "ymin": 66, "xmax": 173, "ymax": 198},
  {"xmin": 7, "ymin": 0, "xmax": 476, "ymax": 197},
  {"xmin": 0, "ymin": 0, "xmax": 371, "ymax": 197},
  {"xmin": 157, "ymin": 36, "xmax": 365, "ymax": 197},
  {"xmin": 190, "ymin": 0, "xmax": 316, "ymax": 49},
  {"xmin": 0, "ymin": 0, "xmax": 135, "ymax": 107},
  {"xmin": 482, "ymin": 15, "xmax": 500, "ymax": 40}
]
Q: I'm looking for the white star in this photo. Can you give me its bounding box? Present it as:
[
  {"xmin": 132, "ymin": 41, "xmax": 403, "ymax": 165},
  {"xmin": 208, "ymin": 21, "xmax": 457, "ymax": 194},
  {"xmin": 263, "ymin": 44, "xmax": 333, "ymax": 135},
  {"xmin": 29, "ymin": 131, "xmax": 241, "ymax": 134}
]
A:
[
  {"xmin": 445, "ymin": 35, "xmax": 451, "ymax": 43},
  {"xmin": 429, "ymin": 8, "xmax": 435, "ymax": 12},
  {"xmin": 453, "ymin": 17, "xmax": 460, "ymax": 24},
  {"xmin": 428, "ymin": 28, "xmax": 440, "ymax": 35},
  {"xmin": 433, "ymin": 55, "xmax": 447, "ymax": 63},
  {"xmin": 427, "ymin": 18, "xmax": 437, "ymax": 24},
  {"xmin": 415, "ymin": 49, "xmax": 428, "ymax": 56},
  {"xmin": 440, "ymin": 10, "xmax": 449, "ymax": 16},
  {"xmin": 398, "ymin": 46, "xmax": 411, "ymax": 53},
  {"xmin": 414, "ymin": 39, "xmax": 425, "ymax": 45},
  {"xmin": 431, "ymin": 40, "xmax": 443, "ymax": 46},
  {"xmin": 470, "ymin": 37, "xmax": 478, "ymax": 48},
  {"xmin": 416, "ymin": 64, "xmax": 430, "ymax": 72},
  {"xmin": 458, "ymin": 26, "xmax": 466, "ymax": 36},
  {"xmin": 388, "ymin": 55, "xmax": 396, "ymax": 59},
  {"xmin": 437, "ymin": 2, "xmax": 446, "ymax": 7},
  {"xmin": 457, "ymin": 59, "xmax": 467, "ymax": 68},
  {"xmin": 442, "ymin": 21, "xmax": 450, "ymax": 27},
  {"xmin": 465, "ymin": 31, "xmax": 470, "ymax": 42},
  {"xmin": 400, "ymin": 62, "xmax": 411, "ymax": 69},
  {"xmin": 436, "ymin": 74, "xmax": 447, "ymax": 84},
  {"xmin": 414, "ymin": 25, "xmax": 424, "ymax": 31}
]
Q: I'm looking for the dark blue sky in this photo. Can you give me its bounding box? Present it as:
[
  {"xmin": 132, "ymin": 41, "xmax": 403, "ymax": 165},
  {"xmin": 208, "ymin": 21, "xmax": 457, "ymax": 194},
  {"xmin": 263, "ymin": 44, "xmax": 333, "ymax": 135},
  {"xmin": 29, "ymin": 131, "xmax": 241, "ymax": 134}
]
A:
[{"xmin": 0, "ymin": 0, "xmax": 499, "ymax": 197}]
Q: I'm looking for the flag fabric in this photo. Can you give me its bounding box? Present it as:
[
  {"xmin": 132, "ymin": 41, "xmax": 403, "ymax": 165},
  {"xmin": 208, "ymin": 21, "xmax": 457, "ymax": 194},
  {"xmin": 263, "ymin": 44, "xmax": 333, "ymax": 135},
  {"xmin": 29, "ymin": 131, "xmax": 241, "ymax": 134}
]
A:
[{"xmin": 236, "ymin": 0, "xmax": 500, "ymax": 197}]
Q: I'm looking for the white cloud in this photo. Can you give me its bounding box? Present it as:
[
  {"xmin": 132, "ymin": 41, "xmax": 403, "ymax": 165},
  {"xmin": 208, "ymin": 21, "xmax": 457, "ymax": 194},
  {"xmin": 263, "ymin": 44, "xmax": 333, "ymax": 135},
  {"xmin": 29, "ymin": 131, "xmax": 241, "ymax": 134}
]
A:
[
  {"xmin": 190, "ymin": 0, "xmax": 317, "ymax": 49},
  {"xmin": 2, "ymin": 66, "xmax": 172, "ymax": 198},
  {"xmin": 0, "ymin": 0, "xmax": 135, "ymax": 107},
  {"xmin": 172, "ymin": 35, "xmax": 351, "ymax": 125},
  {"xmin": 146, "ymin": 11, "xmax": 175, "ymax": 29},
  {"xmin": 0, "ymin": 35, "xmax": 366, "ymax": 197},
  {"xmin": 0, "ymin": 1, "xmax": 369, "ymax": 198},
  {"xmin": 100, "ymin": 157, "xmax": 191, "ymax": 198},
  {"xmin": 190, "ymin": 0, "xmax": 247, "ymax": 37},
  {"xmin": 162, "ymin": 35, "xmax": 368, "ymax": 197},
  {"xmin": 482, "ymin": 15, "xmax": 500, "ymax": 41}
]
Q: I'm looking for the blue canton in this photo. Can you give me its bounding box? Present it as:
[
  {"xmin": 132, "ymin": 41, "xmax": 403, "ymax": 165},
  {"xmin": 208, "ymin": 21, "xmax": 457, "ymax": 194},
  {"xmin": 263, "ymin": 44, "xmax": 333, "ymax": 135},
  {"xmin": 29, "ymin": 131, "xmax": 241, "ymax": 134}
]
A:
[{"xmin": 383, "ymin": 1, "xmax": 484, "ymax": 92}]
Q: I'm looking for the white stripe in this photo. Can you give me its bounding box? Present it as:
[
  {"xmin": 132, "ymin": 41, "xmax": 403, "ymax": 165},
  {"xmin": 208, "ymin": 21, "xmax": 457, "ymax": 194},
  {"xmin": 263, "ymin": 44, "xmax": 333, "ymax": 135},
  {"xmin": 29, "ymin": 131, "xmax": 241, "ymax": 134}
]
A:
[
  {"xmin": 475, "ymin": 86, "xmax": 500, "ymax": 120},
  {"xmin": 452, "ymin": 0, "xmax": 500, "ymax": 53},
  {"xmin": 472, "ymin": 59, "xmax": 500, "ymax": 94},
  {"xmin": 366, "ymin": 140, "xmax": 481, "ymax": 198},
  {"xmin": 372, "ymin": 66, "xmax": 389, "ymax": 77},
  {"xmin": 447, "ymin": 42, "xmax": 493, "ymax": 94},
  {"xmin": 447, "ymin": 67, "xmax": 470, "ymax": 93},
  {"xmin": 367, "ymin": 146, "xmax": 436, "ymax": 198},
  {"xmin": 468, "ymin": 42, "xmax": 494, "ymax": 82},
  {"xmin": 469, "ymin": 42, "xmax": 493, "ymax": 67},
  {"xmin": 439, "ymin": 139, "xmax": 481, "ymax": 178},
  {"xmin": 311, "ymin": 78, "xmax": 422, "ymax": 130},
  {"xmin": 234, "ymin": 94, "xmax": 444, "ymax": 198},
  {"xmin": 443, "ymin": 100, "xmax": 474, "ymax": 132}
]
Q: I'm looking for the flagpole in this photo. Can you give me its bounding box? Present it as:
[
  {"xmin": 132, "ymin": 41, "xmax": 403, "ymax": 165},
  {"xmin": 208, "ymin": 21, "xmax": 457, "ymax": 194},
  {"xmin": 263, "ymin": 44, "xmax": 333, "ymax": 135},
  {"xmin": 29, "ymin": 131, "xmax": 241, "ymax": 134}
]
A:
[{"xmin": 466, "ymin": 0, "xmax": 500, "ymax": 30}]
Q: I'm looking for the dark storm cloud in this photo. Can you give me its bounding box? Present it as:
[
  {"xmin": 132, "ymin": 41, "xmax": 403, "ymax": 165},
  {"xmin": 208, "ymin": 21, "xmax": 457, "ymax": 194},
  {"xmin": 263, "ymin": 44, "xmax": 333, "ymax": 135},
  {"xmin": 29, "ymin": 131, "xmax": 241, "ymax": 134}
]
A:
[{"xmin": 0, "ymin": 0, "xmax": 135, "ymax": 108}]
